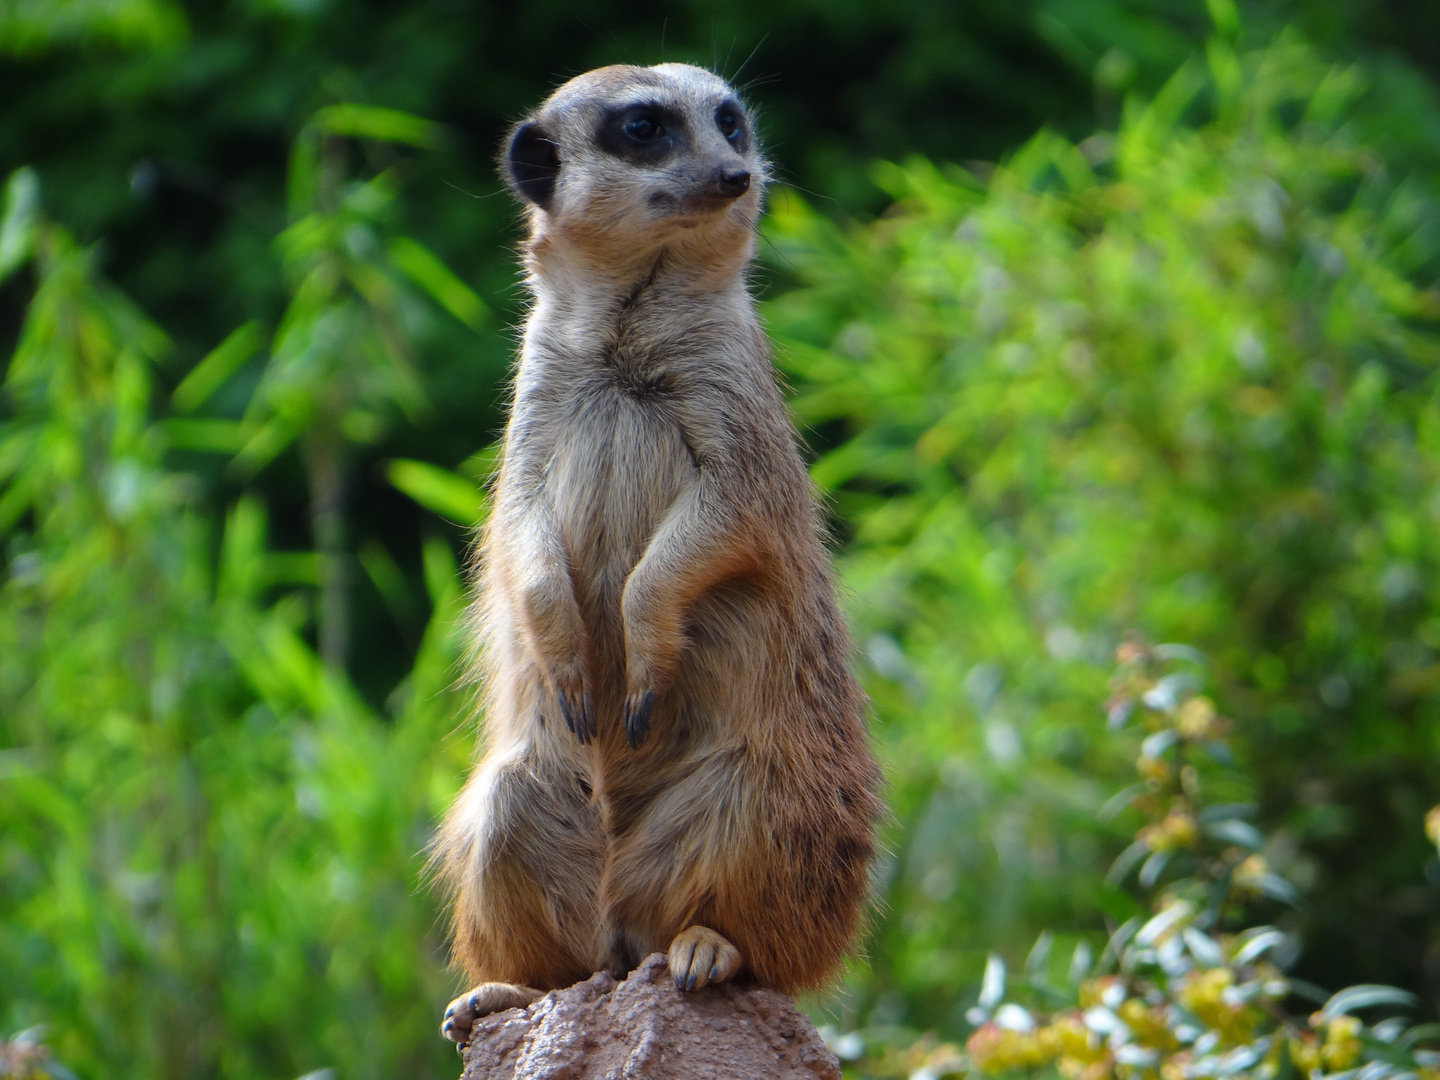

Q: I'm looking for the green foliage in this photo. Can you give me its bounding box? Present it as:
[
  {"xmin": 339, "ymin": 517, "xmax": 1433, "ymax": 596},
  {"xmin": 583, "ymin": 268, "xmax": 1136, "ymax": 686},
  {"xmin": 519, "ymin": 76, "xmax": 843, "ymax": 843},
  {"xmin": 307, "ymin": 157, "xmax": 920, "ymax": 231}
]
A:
[
  {"xmin": 5, "ymin": 0, "xmax": 1436, "ymax": 717},
  {"xmin": 767, "ymin": 33, "xmax": 1440, "ymax": 1036},
  {"xmin": 0, "ymin": 0, "xmax": 186, "ymax": 55},
  {"xmin": 0, "ymin": 171, "xmax": 469, "ymax": 1080},
  {"xmin": 1, "ymin": 5, "xmax": 1440, "ymax": 1080},
  {"xmin": 835, "ymin": 644, "xmax": 1440, "ymax": 1080}
]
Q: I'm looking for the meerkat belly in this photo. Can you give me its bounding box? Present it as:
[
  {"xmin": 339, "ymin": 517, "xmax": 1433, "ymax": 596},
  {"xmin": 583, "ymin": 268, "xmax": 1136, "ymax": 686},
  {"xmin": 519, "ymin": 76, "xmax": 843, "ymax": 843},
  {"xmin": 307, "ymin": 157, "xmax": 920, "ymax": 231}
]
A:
[{"xmin": 547, "ymin": 389, "xmax": 696, "ymax": 655}]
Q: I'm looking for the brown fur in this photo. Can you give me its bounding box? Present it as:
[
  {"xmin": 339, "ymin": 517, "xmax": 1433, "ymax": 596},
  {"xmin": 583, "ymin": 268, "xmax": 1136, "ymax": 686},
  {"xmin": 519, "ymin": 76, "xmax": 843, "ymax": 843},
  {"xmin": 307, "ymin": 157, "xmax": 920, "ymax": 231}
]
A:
[{"xmin": 433, "ymin": 63, "xmax": 882, "ymax": 1041}]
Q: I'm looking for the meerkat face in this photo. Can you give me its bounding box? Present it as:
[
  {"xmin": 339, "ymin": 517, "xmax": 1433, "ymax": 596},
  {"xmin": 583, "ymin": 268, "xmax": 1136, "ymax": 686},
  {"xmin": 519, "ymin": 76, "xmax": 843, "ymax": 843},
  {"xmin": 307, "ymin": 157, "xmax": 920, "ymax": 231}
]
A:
[{"xmin": 503, "ymin": 63, "xmax": 764, "ymax": 263}]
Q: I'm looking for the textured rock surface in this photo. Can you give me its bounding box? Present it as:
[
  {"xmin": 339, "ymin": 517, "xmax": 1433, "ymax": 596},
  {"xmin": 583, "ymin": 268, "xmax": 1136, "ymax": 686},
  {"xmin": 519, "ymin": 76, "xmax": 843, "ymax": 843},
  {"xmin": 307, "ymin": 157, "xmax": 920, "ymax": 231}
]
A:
[{"xmin": 458, "ymin": 953, "xmax": 841, "ymax": 1079}]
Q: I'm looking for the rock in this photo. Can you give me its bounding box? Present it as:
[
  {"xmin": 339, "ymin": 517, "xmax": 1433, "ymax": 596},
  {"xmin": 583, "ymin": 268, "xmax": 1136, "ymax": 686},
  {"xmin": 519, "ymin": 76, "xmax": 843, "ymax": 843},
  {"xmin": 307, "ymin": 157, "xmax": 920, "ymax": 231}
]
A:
[{"xmin": 458, "ymin": 953, "xmax": 842, "ymax": 1080}]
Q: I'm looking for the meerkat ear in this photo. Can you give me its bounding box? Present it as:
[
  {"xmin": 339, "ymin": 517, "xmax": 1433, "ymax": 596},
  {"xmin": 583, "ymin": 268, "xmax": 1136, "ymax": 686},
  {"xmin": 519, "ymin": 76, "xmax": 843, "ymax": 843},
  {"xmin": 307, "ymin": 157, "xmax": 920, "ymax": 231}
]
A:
[{"xmin": 505, "ymin": 121, "xmax": 560, "ymax": 209}]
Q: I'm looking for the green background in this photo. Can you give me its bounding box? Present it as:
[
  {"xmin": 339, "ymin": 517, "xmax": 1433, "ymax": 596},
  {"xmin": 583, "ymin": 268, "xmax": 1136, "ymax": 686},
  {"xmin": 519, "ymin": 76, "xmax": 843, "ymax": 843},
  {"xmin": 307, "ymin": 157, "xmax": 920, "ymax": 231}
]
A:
[{"xmin": 2, "ymin": 1, "xmax": 1440, "ymax": 1077}]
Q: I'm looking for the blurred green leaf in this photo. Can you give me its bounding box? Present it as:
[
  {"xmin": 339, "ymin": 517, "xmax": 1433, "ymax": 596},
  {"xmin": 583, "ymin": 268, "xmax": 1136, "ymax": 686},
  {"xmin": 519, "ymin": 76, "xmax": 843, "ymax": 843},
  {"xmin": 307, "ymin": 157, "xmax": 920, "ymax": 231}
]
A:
[
  {"xmin": 1323, "ymin": 986, "xmax": 1420, "ymax": 1019},
  {"xmin": 420, "ymin": 534, "xmax": 459, "ymax": 608},
  {"xmin": 5, "ymin": 12, "xmax": 1440, "ymax": 1080},
  {"xmin": 310, "ymin": 104, "xmax": 445, "ymax": 150},
  {"xmin": 172, "ymin": 322, "xmax": 263, "ymax": 413},
  {"xmin": 160, "ymin": 418, "xmax": 246, "ymax": 452},
  {"xmin": 387, "ymin": 237, "xmax": 486, "ymax": 329},
  {"xmin": 358, "ymin": 540, "xmax": 421, "ymax": 640},
  {"xmin": 387, "ymin": 457, "xmax": 484, "ymax": 526},
  {"xmin": 0, "ymin": 0, "xmax": 186, "ymax": 55},
  {"xmin": 0, "ymin": 167, "xmax": 38, "ymax": 285}
]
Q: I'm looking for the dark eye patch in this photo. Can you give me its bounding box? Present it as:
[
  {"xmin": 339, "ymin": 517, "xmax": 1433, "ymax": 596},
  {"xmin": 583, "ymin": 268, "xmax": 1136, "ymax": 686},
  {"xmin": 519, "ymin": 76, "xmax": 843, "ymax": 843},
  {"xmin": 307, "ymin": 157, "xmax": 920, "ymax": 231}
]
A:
[
  {"xmin": 714, "ymin": 100, "xmax": 750, "ymax": 153},
  {"xmin": 597, "ymin": 102, "xmax": 688, "ymax": 166}
]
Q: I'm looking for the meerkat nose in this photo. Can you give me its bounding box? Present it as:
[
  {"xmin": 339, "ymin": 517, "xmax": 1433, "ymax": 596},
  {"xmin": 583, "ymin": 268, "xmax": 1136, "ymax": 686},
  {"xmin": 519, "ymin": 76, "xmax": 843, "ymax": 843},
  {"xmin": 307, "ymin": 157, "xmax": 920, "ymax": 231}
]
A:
[{"xmin": 713, "ymin": 166, "xmax": 751, "ymax": 199}]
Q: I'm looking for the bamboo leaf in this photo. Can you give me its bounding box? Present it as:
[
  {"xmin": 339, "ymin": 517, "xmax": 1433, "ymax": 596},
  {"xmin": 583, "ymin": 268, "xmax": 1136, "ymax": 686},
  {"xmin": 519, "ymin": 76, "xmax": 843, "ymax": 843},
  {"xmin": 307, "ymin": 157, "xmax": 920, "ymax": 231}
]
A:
[
  {"xmin": 387, "ymin": 237, "xmax": 486, "ymax": 329},
  {"xmin": 160, "ymin": 419, "xmax": 246, "ymax": 453},
  {"xmin": 312, "ymin": 104, "xmax": 445, "ymax": 149},
  {"xmin": 172, "ymin": 322, "xmax": 262, "ymax": 413},
  {"xmin": 387, "ymin": 458, "xmax": 484, "ymax": 526},
  {"xmin": 0, "ymin": 167, "xmax": 39, "ymax": 285}
]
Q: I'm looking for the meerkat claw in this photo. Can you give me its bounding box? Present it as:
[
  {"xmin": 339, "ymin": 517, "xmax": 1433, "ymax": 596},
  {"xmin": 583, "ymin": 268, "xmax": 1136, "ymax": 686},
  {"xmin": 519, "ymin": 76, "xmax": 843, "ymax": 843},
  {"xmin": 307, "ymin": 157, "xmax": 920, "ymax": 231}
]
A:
[
  {"xmin": 623, "ymin": 689, "xmax": 655, "ymax": 748},
  {"xmin": 667, "ymin": 925, "xmax": 742, "ymax": 991},
  {"xmin": 441, "ymin": 983, "xmax": 543, "ymax": 1046},
  {"xmin": 576, "ymin": 691, "xmax": 595, "ymax": 742},
  {"xmin": 558, "ymin": 689, "xmax": 596, "ymax": 743}
]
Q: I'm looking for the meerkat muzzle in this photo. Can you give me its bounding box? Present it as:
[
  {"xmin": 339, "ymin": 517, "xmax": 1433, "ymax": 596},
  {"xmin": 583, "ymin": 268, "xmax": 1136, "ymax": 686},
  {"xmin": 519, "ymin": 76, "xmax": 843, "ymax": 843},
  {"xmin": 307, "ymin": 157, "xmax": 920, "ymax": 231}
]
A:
[{"xmin": 714, "ymin": 166, "xmax": 751, "ymax": 198}]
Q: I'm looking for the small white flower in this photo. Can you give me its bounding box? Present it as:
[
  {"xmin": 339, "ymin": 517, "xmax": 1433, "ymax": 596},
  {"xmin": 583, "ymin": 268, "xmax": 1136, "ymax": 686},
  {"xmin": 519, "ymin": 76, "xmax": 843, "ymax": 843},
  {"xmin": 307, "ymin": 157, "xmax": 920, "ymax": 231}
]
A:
[{"xmin": 995, "ymin": 1004, "xmax": 1035, "ymax": 1032}]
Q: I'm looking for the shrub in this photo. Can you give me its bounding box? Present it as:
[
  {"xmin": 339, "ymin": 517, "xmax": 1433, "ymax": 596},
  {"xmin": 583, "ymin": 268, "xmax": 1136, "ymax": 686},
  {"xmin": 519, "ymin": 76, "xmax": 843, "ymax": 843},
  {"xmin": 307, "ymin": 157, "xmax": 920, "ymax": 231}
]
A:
[{"xmin": 766, "ymin": 32, "xmax": 1440, "ymax": 1033}]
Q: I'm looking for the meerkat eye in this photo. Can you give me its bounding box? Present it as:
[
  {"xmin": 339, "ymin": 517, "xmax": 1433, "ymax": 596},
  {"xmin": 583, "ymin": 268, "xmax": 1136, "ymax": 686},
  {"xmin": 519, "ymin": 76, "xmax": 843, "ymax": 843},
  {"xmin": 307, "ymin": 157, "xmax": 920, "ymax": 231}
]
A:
[
  {"xmin": 716, "ymin": 110, "xmax": 741, "ymax": 143},
  {"xmin": 624, "ymin": 115, "xmax": 663, "ymax": 141},
  {"xmin": 599, "ymin": 105, "xmax": 681, "ymax": 163}
]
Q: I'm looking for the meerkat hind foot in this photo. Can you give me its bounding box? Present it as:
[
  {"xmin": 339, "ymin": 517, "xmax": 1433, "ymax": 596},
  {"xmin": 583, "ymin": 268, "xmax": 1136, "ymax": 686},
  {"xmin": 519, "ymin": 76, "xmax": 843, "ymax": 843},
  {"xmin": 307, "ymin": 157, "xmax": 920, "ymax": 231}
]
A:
[
  {"xmin": 668, "ymin": 925, "xmax": 743, "ymax": 992},
  {"xmin": 440, "ymin": 982, "xmax": 542, "ymax": 1045}
]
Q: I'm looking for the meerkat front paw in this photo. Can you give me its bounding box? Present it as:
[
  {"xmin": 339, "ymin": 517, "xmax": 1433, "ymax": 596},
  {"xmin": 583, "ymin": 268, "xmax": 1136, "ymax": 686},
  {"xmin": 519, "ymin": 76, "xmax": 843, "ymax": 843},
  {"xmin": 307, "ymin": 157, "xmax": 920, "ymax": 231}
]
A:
[
  {"xmin": 542, "ymin": 651, "xmax": 595, "ymax": 744},
  {"xmin": 667, "ymin": 925, "xmax": 743, "ymax": 991},
  {"xmin": 515, "ymin": 573, "xmax": 595, "ymax": 742},
  {"xmin": 620, "ymin": 635, "xmax": 676, "ymax": 749},
  {"xmin": 556, "ymin": 681, "xmax": 596, "ymax": 744},
  {"xmin": 620, "ymin": 585, "xmax": 682, "ymax": 748},
  {"xmin": 440, "ymin": 982, "xmax": 543, "ymax": 1045},
  {"xmin": 623, "ymin": 688, "xmax": 655, "ymax": 748}
]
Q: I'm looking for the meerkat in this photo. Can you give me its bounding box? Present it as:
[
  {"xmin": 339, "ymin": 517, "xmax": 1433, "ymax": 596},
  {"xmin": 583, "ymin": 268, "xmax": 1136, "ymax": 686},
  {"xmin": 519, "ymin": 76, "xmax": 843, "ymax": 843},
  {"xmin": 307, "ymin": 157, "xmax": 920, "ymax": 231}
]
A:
[{"xmin": 432, "ymin": 62, "xmax": 882, "ymax": 1046}]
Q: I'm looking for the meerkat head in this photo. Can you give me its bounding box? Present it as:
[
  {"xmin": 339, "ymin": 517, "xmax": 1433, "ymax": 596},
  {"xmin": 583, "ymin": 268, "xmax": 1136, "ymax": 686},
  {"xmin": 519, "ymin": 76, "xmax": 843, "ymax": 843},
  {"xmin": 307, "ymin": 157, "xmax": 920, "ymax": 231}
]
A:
[{"xmin": 503, "ymin": 63, "xmax": 765, "ymax": 275}]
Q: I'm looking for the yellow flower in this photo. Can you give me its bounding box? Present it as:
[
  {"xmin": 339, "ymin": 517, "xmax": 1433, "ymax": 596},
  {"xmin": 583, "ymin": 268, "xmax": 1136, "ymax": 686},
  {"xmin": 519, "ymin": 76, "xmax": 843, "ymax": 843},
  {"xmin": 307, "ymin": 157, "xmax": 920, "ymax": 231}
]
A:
[
  {"xmin": 1321, "ymin": 1015, "xmax": 1362, "ymax": 1071},
  {"xmin": 1049, "ymin": 1015, "xmax": 1105, "ymax": 1062},
  {"xmin": 966, "ymin": 1023, "xmax": 1055, "ymax": 1073},
  {"xmin": 1143, "ymin": 811, "xmax": 1198, "ymax": 852},
  {"xmin": 1119, "ymin": 999, "xmax": 1178, "ymax": 1050},
  {"xmin": 1137, "ymin": 754, "xmax": 1172, "ymax": 784},
  {"xmin": 1080, "ymin": 978, "xmax": 1123, "ymax": 1009},
  {"xmin": 1321, "ymin": 1037, "xmax": 1361, "ymax": 1070},
  {"xmin": 1289, "ymin": 1035, "xmax": 1321, "ymax": 1074},
  {"xmin": 1177, "ymin": 697, "xmax": 1218, "ymax": 739},
  {"xmin": 924, "ymin": 1042, "xmax": 967, "ymax": 1077},
  {"xmin": 1179, "ymin": 969, "xmax": 1255, "ymax": 1044},
  {"xmin": 1325, "ymin": 1015, "xmax": 1360, "ymax": 1042},
  {"xmin": 1426, "ymin": 805, "xmax": 1440, "ymax": 847},
  {"xmin": 1233, "ymin": 854, "xmax": 1269, "ymax": 893},
  {"xmin": 1059, "ymin": 1055, "xmax": 1114, "ymax": 1080}
]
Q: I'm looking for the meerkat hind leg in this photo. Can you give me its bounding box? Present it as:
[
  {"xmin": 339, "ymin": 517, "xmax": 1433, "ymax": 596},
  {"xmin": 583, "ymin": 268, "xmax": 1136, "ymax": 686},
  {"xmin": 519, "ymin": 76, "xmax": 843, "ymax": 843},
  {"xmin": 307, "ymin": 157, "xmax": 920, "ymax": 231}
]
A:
[
  {"xmin": 667, "ymin": 925, "xmax": 743, "ymax": 992},
  {"xmin": 440, "ymin": 983, "xmax": 543, "ymax": 1045}
]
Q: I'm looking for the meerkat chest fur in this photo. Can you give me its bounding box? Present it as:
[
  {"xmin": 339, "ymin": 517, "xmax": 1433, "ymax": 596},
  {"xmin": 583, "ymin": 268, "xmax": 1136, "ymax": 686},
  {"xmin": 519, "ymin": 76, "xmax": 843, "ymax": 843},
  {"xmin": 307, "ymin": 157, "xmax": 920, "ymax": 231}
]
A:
[{"xmin": 516, "ymin": 270, "xmax": 768, "ymax": 622}]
